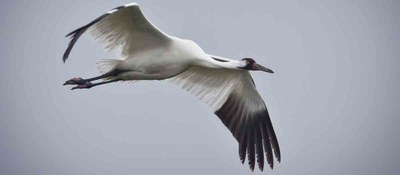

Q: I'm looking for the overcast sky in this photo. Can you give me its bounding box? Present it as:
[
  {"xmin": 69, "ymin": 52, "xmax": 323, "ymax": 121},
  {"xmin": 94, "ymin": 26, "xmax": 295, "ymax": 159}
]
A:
[{"xmin": 1, "ymin": 0, "xmax": 400, "ymax": 175}]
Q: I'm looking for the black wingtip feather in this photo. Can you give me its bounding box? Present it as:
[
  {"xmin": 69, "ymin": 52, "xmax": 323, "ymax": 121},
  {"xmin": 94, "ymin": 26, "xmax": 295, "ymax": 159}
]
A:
[
  {"xmin": 259, "ymin": 118, "xmax": 274, "ymax": 169},
  {"xmin": 62, "ymin": 10, "xmax": 112, "ymax": 62},
  {"xmin": 255, "ymin": 124, "xmax": 264, "ymax": 171},
  {"xmin": 239, "ymin": 133, "xmax": 247, "ymax": 164},
  {"xmin": 65, "ymin": 27, "xmax": 81, "ymax": 38},
  {"xmin": 62, "ymin": 26, "xmax": 88, "ymax": 62},
  {"xmin": 247, "ymin": 124, "xmax": 255, "ymax": 171},
  {"xmin": 266, "ymin": 116, "xmax": 281, "ymax": 162}
]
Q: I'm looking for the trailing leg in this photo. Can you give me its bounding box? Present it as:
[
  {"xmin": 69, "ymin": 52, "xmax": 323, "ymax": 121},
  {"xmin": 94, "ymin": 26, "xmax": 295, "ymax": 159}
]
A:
[
  {"xmin": 70, "ymin": 78, "xmax": 121, "ymax": 90},
  {"xmin": 64, "ymin": 59, "xmax": 122, "ymax": 86},
  {"xmin": 63, "ymin": 69, "xmax": 122, "ymax": 86}
]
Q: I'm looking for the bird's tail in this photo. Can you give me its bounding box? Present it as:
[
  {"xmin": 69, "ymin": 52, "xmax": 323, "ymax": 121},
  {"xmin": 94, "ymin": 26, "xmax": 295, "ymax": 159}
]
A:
[{"xmin": 96, "ymin": 59, "xmax": 120, "ymax": 74}]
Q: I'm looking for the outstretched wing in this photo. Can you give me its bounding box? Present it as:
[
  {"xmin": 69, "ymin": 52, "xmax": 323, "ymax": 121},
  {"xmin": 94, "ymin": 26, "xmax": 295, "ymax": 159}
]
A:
[
  {"xmin": 168, "ymin": 66, "xmax": 280, "ymax": 171},
  {"xmin": 63, "ymin": 3, "xmax": 170, "ymax": 62}
]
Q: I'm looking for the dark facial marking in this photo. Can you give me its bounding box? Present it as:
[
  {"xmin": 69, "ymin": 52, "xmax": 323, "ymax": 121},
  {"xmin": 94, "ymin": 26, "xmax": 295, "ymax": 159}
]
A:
[{"xmin": 241, "ymin": 58, "xmax": 256, "ymax": 70}]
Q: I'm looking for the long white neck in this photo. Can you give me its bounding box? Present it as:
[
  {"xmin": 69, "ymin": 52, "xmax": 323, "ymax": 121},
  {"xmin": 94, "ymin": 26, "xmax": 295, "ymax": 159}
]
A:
[
  {"xmin": 199, "ymin": 54, "xmax": 246, "ymax": 70},
  {"xmin": 210, "ymin": 60, "xmax": 242, "ymax": 69},
  {"xmin": 178, "ymin": 39, "xmax": 246, "ymax": 70}
]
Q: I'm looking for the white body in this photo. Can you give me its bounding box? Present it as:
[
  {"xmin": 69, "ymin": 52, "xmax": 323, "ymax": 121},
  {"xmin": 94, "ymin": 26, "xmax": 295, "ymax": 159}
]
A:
[
  {"xmin": 115, "ymin": 38, "xmax": 210, "ymax": 80},
  {"xmin": 116, "ymin": 37, "xmax": 245, "ymax": 80}
]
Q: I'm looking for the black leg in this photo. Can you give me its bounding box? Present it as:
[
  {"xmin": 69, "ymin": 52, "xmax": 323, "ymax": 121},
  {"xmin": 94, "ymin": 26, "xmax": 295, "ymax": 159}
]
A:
[
  {"xmin": 71, "ymin": 78, "xmax": 121, "ymax": 90},
  {"xmin": 64, "ymin": 69, "xmax": 122, "ymax": 86}
]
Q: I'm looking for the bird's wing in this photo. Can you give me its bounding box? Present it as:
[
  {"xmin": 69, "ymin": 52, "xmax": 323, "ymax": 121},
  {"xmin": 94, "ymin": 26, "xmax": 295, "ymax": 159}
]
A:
[
  {"xmin": 63, "ymin": 3, "xmax": 170, "ymax": 62},
  {"xmin": 168, "ymin": 66, "xmax": 280, "ymax": 171}
]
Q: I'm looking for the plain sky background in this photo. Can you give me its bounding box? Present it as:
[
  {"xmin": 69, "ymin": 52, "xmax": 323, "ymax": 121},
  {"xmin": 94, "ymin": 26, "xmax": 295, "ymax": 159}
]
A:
[{"xmin": 1, "ymin": 0, "xmax": 400, "ymax": 174}]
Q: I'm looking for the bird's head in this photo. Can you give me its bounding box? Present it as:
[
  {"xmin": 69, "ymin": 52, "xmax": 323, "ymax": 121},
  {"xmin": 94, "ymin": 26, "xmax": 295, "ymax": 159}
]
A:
[{"xmin": 239, "ymin": 58, "xmax": 274, "ymax": 73}]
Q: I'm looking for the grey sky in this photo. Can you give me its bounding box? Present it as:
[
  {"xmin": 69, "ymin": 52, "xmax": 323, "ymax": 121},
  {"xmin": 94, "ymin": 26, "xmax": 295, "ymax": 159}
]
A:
[{"xmin": 1, "ymin": 0, "xmax": 400, "ymax": 174}]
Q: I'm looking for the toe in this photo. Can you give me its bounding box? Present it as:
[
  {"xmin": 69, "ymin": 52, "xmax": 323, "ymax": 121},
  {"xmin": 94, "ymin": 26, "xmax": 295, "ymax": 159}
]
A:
[
  {"xmin": 64, "ymin": 77, "xmax": 84, "ymax": 85},
  {"xmin": 70, "ymin": 82, "xmax": 92, "ymax": 90}
]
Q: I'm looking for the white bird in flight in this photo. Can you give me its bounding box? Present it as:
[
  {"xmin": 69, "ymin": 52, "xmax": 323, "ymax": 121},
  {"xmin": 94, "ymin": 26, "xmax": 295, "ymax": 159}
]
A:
[{"xmin": 63, "ymin": 3, "xmax": 280, "ymax": 171}]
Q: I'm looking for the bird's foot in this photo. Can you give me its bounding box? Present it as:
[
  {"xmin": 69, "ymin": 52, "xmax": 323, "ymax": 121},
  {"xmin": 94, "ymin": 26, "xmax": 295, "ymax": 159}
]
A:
[
  {"xmin": 71, "ymin": 82, "xmax": 93, "ymax": 90},
  {"xmin": 63, "ymin": 77, "xmax": 86, "ymax": 85}
]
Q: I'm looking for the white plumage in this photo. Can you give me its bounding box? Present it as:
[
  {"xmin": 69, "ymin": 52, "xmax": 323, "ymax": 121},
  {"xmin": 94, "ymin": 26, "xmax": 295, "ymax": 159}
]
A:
[{"xmin": 63, "ymin": 3, "xmax": 280, "ymax": 171}]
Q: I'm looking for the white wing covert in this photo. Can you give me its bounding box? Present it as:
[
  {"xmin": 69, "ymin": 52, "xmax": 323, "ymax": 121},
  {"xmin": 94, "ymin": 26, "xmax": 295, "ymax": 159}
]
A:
[
  {"xmin": 63, "ymin": 3, "xmax": 170, "ymax": 62},
  {"xmin": 169, "ymin": 66, "xmax": 281, "ymax": 171}
]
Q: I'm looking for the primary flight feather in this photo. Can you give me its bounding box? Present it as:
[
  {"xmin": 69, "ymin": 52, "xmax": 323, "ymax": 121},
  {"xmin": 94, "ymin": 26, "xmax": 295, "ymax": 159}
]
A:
[{"xmin": 63, "ymin": 3, "xmax": 280, "ymax": 171}]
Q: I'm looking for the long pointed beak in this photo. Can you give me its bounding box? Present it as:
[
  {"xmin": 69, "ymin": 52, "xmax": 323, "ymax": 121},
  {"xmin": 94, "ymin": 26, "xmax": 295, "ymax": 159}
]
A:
[{"xmin": 254, "ymin": 63, "xmax": 274, "ymax": 73}]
